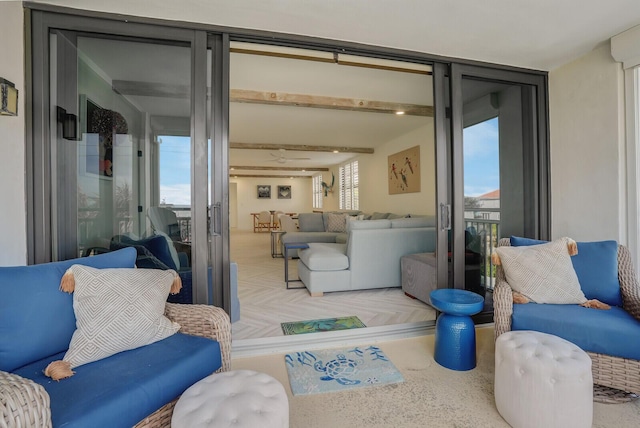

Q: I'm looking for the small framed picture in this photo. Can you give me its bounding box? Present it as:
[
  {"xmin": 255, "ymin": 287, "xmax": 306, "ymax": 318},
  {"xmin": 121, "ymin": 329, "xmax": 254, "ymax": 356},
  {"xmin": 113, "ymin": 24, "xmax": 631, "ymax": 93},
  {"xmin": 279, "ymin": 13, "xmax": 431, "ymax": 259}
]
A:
[
  {"xmin": 278, "ymin": 185, "xmax": 292, "ymax": 199},
  {"xmin": 257, "ymin": 185, "xmax": 271, "ymax": 199}
]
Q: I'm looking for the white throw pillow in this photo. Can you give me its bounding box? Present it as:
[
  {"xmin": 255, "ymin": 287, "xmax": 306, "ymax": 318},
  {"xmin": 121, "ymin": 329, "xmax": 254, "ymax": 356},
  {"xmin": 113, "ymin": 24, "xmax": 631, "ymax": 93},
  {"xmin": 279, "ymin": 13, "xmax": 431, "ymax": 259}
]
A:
[
  {"xmin": 495, "ymin": 237, "xmax": 587, "ymax": 304},
  {"xmin": 50, "ymin": 265, "xmax": 180, "ymax": 378},
  {"xmin": 326, "ymin": 213, "xmax": 347, "ymax": 232}
]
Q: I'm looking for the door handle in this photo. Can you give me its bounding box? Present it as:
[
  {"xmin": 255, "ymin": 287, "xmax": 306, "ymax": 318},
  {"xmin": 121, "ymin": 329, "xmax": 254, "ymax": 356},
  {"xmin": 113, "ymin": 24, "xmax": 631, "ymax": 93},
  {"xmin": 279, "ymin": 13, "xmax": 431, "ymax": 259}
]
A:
[
  {"xmin": 211, "ymin": 202, "xmax": 221, "ymax": 236},
  {"xmin": 440, "ymin": 203, "xmax": 451, "ymax": 231}
]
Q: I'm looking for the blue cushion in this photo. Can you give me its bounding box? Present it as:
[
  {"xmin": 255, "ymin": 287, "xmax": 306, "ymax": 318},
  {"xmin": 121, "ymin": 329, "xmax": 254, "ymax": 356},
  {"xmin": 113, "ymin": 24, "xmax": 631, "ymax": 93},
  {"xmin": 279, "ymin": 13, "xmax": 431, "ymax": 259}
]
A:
[
  {"xmin": 113, "ymin": 234, "xmax": 178, "ymax": 270},
  {"xmin": 0, "ymin": 248, "xmax": 137, "ymax": 372},
  {"xmin": 14, "ymin": 333, "xmax": 222, "ymax": 428},
  {"xmin": 510, "ymin": 236, "xmax": 622, "ymax": 306},
  {"xmin": 512, "ymin": 303, "xmax": 640, "ymax": 360}
]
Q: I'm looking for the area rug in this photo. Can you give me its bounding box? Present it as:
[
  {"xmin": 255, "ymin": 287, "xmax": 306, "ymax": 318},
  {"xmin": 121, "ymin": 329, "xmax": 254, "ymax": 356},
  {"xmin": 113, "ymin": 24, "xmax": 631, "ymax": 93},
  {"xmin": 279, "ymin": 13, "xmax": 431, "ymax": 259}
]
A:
[
  {"xmin": 281, "ymin": 316, "xmax": 366, "ymax": 335},
  {"xmin": 284, "ymin": 345, "xmax": 404, "ymax": 395}
]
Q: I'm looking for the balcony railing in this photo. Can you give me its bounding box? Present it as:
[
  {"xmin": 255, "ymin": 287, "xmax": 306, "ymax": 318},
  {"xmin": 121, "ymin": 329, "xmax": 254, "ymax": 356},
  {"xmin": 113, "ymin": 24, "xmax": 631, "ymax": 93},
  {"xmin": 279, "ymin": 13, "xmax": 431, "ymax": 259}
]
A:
[{"xmin": 465, "ymin": 208, "xmax": 500, "ymax": 291}]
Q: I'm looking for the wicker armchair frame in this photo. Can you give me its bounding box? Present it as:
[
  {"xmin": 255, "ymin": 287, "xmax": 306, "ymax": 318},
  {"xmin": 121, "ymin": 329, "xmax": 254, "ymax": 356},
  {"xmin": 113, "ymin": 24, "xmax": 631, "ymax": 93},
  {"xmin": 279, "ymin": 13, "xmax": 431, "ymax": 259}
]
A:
[
  {"xmin": 1, "ymin": 303, "xmax": 231, "ymax": 428},
  {"xmin": 494, "ymin": 238, "xmax": 640, "ymax": 395}
]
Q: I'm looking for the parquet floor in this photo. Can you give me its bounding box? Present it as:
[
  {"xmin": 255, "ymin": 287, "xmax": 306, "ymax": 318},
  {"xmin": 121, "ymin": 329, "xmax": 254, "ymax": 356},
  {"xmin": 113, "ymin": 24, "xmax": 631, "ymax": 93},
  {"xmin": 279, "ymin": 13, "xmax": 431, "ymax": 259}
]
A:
[{"xmin": 230, "ymin": 230, "xmax": 436, "ymax": 340}]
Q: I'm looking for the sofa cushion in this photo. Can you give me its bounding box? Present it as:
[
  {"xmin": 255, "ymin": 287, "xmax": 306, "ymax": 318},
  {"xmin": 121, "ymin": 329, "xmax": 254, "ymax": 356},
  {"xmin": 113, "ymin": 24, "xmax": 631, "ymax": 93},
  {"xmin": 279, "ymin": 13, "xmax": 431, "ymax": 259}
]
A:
[
  {"xmin": 512, "ymin": 303, "xmax": 640, "ymax": 360},
  {"xmin": 326, "ymin": 213, "xmax": 347, "ymax": 232},
  {"xmin": 298, "ymin": 213, "xmax": 325, "ymax": 232},
  {"xmin": 61, "ymin": 265, "xmax": 180, "ymax": 370},
  {"xmin": 348, "ymin": 219, "xmax": 391, "ymax": 230},
  {"xmin": 299, "ymin": 243, "xmax": 349, "ymax": 271},
  {"xmin": 390, "ymin": 217, "xmax": 433, "ymax": 228},
  {"xmin": 495, "ymin": 237, "xmax": 587, "ymax": 304},
  {"xmin": 510, "ymin": 237, "xmax": 622, "ymax": 306},
  {"xmin": 0, "ymin": 248, "xmax": 137, "ymax": 373},
  {"xmin": 371, "ymin": 212, "xmax": 391, "ymax": 220},
  {"xmin": 14, "ymin": 333, "xmax": 221, "ymax": 428}
]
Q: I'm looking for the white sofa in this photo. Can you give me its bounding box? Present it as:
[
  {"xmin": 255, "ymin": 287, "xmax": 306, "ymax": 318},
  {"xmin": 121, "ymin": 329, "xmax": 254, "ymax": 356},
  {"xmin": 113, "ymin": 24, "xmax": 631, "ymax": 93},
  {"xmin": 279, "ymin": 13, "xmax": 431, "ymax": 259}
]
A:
[{"xmin": 297, "ymin": 217, "xmax": 436, "ymax": 296}]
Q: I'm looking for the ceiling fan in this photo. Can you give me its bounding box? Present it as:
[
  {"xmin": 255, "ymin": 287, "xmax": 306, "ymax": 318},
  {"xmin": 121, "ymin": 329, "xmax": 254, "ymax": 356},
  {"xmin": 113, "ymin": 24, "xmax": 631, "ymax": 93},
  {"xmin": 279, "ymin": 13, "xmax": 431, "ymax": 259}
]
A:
[{"xmin": 268, "ymin": 148, "xmax": 311, "ymax": 164}]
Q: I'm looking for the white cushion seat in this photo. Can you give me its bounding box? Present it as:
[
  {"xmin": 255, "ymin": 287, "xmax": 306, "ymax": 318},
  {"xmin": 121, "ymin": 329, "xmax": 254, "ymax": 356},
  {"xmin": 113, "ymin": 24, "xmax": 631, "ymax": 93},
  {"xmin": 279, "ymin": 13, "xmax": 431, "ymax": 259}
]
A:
[
  {"xmin": 172, "ymin": 370, "xmax": 289, "ymax": 428},
  {"xmin": 298, "ymin": 243, "xmax": 348, "ymax": 271},
  {"xmin": 495, "ymin": 330, "xmax": 593, "ymax": 428}
]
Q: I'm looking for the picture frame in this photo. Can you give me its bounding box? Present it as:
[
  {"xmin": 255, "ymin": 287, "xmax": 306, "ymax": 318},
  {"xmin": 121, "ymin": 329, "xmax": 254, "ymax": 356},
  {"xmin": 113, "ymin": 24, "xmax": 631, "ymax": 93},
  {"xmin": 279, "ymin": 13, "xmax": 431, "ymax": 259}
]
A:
[
  {"xmin": 388, "ymin": 145, "xmax": 421, "ymax": 194},
  {"xmin": 257, "ymin": 185, "xmax": 271, "ymax": 199},
  {"xmin": 278, "ymin": 185, "xmax": 292, "ymax": 199}
]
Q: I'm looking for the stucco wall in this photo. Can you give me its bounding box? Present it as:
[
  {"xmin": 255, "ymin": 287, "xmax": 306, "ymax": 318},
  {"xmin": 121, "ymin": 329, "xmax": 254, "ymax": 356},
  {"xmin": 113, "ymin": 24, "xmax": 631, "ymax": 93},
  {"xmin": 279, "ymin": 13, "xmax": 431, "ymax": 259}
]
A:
[
  {"xmin": 548, "ymin": 43, "xmax": 625, "ymax": 242},
  {"xmin": 0, "ymin": 2, "xmax": 27, "ymax": 266}
]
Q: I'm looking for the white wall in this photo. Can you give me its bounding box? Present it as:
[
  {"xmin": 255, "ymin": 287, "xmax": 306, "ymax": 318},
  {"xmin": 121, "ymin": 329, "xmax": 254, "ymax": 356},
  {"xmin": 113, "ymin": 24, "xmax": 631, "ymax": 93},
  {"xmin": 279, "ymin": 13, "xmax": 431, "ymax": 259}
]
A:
[
  {"xmin": 230, "ymin": 177, "xmax": 312, "ymax": 230},
  {"xmin": 0, "ymin": 2, "xmax": 27, "ymax": 266},
  {"xmin": 358, "ymin": 123, "xmax": 436, "ymax": 216},
  {"xmin": 549, "ymin": 43, "xmax": 625, "ymax": 242}
]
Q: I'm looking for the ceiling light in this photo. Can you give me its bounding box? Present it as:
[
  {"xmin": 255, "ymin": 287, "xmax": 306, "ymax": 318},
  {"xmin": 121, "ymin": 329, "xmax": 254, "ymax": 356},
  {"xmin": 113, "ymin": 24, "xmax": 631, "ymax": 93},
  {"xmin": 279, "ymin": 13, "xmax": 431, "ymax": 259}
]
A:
[
  {"xmin": 301, "ymin": 169, "xmax": 306, "ymax": 172},
  {"xmin": 290, "ymin": 176, "xmax": 294, "ymax": 179},
  {"xmin": 333, "ymin": 150, "xmax": 339, "ymax": 153},
  {"xmin": 230, "ymin": 167, "xmax": 235, "ymax": 170},
  {"xmin": 396, "ymin": 111, "xmax": 405, "ymax": 115}
]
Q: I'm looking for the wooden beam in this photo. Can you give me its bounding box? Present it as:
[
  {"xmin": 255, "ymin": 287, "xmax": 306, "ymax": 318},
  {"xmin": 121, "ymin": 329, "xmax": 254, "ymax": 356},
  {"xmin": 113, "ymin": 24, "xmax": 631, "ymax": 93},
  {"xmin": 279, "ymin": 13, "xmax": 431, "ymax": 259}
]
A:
[
  {"xmin": 231, "ymin": 89, "xmax": 433, "ymax": 117},
  {"xmin": 230, "ymin": 166, "xmax": 329, "ymax": 171},
  {"xmin": 229, "ymin": 174, "xmax": 311, "ymax": 178},
  {"xmin": 230, "ymin": 142, "xmax": 374, "ymax": 154}
]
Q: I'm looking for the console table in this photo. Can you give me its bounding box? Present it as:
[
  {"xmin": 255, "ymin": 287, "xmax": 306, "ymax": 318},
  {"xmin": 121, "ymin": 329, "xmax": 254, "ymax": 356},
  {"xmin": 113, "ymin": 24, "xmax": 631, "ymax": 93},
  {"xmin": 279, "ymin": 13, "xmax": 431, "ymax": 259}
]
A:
[{"xmin": 283, "ymin": 242, "xmax": 309, "ymax": 289}]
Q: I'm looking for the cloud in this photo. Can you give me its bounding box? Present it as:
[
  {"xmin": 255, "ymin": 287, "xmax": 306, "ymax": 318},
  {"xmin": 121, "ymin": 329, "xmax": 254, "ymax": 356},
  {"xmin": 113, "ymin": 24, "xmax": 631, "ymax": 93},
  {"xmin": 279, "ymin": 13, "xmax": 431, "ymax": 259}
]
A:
[{"xmin": 160, "ymin": 184, "xmax": 191, "ymax": 205}]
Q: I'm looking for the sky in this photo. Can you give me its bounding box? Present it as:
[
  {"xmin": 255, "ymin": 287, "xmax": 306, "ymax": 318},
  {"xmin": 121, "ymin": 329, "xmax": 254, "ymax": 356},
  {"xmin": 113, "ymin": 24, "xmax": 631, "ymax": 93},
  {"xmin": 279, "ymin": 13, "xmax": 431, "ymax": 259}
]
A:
[
  {"xmin": 159, "ymin": 136, "xmax": 192, "ymax": 205},
  {"xmin": 159, "ymin": 117, "xmax": 500, "ymax": 205},
  {"xmin": 463, "ymin": 117, "xmax": 500, "ymax": 197}
]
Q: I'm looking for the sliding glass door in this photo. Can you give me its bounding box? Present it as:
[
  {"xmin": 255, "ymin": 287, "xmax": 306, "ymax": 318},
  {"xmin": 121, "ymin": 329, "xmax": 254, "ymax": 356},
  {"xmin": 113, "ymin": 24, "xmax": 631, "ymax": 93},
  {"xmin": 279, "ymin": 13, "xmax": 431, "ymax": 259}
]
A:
[
  {"xmin": 449, "ymin": 64, "xmax": 549, "ymax": 319},
  {"xmin": 30, "ymin": 12, "xmax": 230, "ymax": 313}
]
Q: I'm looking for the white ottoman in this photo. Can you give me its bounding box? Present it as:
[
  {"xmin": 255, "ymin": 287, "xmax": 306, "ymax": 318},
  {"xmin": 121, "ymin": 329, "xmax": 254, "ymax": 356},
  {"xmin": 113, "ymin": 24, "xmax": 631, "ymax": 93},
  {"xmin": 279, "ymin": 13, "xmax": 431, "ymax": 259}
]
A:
[
  {"xmin": 495, "ymin": 331, "xmax": 593, "ymax": 428},
  {"xmin": 171, "ymin": 370, "xmax": 289, "ymax": 428}
]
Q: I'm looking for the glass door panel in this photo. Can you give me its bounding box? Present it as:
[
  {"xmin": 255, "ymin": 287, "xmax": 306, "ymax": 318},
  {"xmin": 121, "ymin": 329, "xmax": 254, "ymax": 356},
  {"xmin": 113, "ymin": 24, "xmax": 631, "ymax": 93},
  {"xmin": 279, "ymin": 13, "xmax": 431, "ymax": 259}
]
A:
[
  {"xmin": 451, "ymin": 65, "xmax": 547, "ymax": 319},
  {"xmin": 51, "ymin": 31, "xmax": 195, "ymax": 301}
]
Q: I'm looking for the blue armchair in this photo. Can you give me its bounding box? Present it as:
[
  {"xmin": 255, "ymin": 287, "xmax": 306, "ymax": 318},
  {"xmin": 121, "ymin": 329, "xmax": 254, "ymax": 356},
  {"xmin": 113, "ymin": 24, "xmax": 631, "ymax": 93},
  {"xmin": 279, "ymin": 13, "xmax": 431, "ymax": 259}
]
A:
[{"xmin": 494, "ymin": 237, "xmax": 640, "ymax": 399}]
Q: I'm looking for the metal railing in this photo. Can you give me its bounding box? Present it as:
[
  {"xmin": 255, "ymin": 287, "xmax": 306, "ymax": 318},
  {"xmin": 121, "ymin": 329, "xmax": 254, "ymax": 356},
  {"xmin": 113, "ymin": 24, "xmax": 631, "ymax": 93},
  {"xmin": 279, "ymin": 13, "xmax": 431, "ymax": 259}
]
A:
[{"xmin": 464, "ymin": 208, "xmax": 500, "ymax": 291}]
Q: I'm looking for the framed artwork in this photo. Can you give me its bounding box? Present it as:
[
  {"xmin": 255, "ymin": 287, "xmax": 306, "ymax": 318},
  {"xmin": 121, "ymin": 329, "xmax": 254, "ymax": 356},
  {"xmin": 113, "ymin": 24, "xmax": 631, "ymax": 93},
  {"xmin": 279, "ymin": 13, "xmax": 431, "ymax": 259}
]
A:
[
  {"xmin": 388, "ymin": 145, "xmax": 421, "ymax": 194},
  {"xmin": 278, "ymin": 185, "xmax": 292, "ymax": 199},
  {"xmin": 257, "ymin": 185, "xmax": 271, "ymax": 199}
]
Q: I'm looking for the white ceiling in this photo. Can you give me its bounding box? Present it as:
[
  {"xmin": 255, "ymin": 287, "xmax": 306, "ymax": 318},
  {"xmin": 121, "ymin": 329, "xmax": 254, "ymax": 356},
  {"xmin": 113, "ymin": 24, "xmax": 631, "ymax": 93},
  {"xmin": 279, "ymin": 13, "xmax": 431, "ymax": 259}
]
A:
[
  {"xmin": 39, "ymin": 0, "xmax": 640, "ymax": 70},
  {"xmin": 64, "ymin": 0, "xmax": 640, "ymax": 176}
]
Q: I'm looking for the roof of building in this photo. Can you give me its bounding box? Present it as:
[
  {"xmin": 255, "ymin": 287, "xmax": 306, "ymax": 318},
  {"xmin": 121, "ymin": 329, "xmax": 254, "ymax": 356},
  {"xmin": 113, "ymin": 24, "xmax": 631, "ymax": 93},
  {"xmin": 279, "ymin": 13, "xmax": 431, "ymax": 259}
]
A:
[{"xmin": 478, "ymin": 189, "xmax": 500, "ymax": 199}]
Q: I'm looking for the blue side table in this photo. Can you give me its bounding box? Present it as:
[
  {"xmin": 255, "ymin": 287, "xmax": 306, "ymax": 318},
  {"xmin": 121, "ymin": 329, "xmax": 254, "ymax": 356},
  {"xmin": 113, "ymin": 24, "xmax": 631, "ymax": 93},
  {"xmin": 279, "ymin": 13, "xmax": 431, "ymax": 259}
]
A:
[{"xmin": 429, "ymin": 288, "xmax": 484, "ymax": 371}]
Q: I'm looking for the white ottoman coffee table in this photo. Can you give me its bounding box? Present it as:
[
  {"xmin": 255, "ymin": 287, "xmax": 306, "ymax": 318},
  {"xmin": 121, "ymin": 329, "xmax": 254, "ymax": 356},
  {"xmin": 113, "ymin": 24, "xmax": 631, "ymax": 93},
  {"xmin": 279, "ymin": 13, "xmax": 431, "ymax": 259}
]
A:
[
  {"xmin": 495, "ymin": 330, "xmax": 593, "ymax": 428},
  {"xmin": 171, "ymin": 370, "xmax": 289, "ymax": 428}
]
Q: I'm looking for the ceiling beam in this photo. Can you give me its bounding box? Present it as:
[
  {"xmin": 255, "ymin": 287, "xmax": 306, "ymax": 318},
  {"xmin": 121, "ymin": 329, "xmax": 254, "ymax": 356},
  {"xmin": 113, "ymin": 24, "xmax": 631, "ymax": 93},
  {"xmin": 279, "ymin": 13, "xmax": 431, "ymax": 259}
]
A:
[
  {"xmin": 112, "ymin": 81, "xmax": 432, "ymax": 117},
  {"xmin": 231, "ymin": 89, "xmax": 433, "ymax": 117},
  {"xmin": 229, "ymin": 174, "xmax": 311, "ymax": 178},
  {"xmin": 230, "ymin": 142, "xmax": 374, "ymax": 154},
  {"xmin": 230, "ymin": 166, "xmax": 329, "ymax": 171}
]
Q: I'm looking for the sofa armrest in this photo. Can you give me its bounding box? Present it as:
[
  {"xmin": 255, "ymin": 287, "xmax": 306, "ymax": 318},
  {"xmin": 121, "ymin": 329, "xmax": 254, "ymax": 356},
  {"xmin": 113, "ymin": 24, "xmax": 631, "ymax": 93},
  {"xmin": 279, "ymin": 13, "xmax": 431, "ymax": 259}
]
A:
[
  {"xmin": 493, "ymin": 238, "xmax": 514, "ymax": 340},
  {"xmin": 164, "ymin": 303, "xmax": 232, "ymax": 372},
  {"xmin": 618, "ymin": 245, "xmax": 640, "ymax": 321},
  {"xmin": 0, "ymin": 370, "xmax": 52, "ymax": 428}
]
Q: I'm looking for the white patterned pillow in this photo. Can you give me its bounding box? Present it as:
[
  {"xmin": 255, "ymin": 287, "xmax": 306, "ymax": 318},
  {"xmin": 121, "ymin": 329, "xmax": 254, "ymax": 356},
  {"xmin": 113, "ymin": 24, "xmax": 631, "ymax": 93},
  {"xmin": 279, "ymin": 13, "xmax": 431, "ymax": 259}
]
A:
[
  {"xmin": 326, "ymin": 213, "xmax": 347, "ymax": 233},
  {"xmin": 495, "ymin": 237, "xmax": 587, "ymax": 304},
  {"xmin": 45, "ymin": 265, "xmax": 180, "ymax": 380}
]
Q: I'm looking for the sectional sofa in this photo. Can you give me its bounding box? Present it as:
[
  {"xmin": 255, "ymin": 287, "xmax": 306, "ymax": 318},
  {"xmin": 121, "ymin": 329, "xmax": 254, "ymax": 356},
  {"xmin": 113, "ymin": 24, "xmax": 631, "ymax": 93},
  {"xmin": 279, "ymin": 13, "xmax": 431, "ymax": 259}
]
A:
[
  {"xmin": 296, "ymin": 217, "xmax": 436, "ymax": 296},
  {"xmin": 280, "ymin": 211, "xmax": 427, "ymax": 247}
]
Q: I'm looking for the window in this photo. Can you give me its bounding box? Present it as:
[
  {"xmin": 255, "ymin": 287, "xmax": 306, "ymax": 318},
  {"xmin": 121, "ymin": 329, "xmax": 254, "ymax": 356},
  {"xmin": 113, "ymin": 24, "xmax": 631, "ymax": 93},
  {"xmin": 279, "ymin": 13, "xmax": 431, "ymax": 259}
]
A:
[
  {"xmin": 312, "ymin": 174, "xmax": 323, "ymax": 209},
  {"xmin": 339, "ymin": 161, "xmax": 359, "ymax": 210}
]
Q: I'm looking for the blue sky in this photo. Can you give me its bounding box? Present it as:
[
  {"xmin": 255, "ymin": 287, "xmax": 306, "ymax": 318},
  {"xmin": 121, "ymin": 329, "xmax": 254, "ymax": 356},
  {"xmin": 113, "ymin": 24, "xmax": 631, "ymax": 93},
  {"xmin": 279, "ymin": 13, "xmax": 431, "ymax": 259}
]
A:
[
  {"xmin": 463, "ymin": 117, "xmax": 500, "ymax": 197},
  {"xmin": 159, "ymin": 136, "xmax": 191, "ymax": 205},
  {"xmin": 159, "ymin": 119, "xmax": 500, "ymax": 205}
]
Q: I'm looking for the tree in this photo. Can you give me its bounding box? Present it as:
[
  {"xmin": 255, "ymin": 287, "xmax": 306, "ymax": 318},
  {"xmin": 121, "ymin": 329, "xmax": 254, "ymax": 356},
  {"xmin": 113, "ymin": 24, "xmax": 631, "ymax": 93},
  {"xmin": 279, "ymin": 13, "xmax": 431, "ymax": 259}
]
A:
[{"xmin": 465, "ymin": 196, "xmax": 481, "ymax": 209}]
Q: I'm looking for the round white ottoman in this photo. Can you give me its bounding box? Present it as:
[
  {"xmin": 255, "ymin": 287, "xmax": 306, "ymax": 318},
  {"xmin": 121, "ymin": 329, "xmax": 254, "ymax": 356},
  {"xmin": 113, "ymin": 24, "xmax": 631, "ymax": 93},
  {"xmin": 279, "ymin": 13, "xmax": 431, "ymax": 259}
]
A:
[
  {"xmin": 171, "ymin": 370, "xmax": 289, "ymax": 428},
  {"xmin": 495, "ymin": 331, "xmax": 593, "ymax": 428}
]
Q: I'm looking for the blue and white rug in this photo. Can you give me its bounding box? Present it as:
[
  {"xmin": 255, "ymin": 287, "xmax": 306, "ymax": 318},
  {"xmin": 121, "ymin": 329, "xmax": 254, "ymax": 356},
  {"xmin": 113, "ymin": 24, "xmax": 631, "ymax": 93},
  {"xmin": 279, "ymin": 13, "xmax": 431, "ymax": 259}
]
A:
[{"xmin": 284, "ymin": 346, "xmax": 404, "ymax": 395}]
